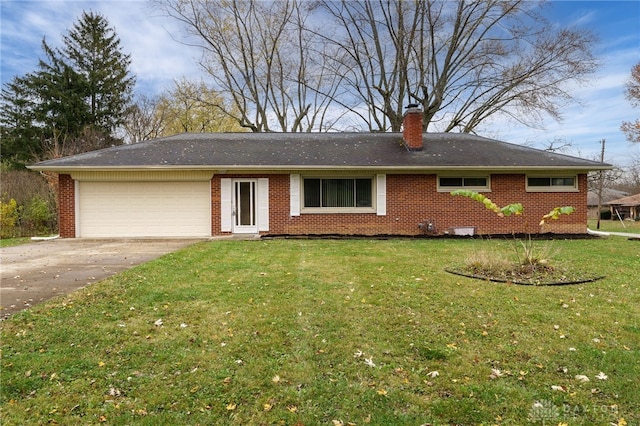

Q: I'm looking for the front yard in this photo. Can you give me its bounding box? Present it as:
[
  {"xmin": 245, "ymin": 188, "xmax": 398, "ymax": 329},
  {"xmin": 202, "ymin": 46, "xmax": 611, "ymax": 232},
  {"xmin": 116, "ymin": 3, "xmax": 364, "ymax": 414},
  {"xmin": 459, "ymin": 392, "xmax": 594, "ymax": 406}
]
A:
[
  {"xmin": 588, "ymin": 219, "xmax": 640, "ymax": 234},
  {"xmin": 1, "ymin": 238, "xmax": 638, "ymax": 425}
]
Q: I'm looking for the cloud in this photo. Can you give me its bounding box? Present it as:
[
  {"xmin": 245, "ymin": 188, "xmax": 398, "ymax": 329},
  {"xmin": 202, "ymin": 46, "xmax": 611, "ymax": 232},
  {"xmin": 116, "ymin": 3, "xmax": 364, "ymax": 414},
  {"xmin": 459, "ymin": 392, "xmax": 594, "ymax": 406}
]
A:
[{"xmin": 0, "ymin": 1, "xmax": 204, "ymax": 93}]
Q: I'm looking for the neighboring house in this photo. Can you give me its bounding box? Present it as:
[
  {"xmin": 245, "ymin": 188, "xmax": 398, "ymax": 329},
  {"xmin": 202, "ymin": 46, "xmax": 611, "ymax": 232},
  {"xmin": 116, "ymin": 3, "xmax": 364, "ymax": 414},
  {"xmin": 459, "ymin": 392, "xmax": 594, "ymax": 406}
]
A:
[
  {"xmin": 607, "ymin": 193, "xmax": 640, "ymax": 221},
  {"xmin": 587, "ymin": 188, "xmax": 629, "ymax": 219},
  {"xmin": 29, "ymin": 107, "xmax": 611, "ymax": 238}
]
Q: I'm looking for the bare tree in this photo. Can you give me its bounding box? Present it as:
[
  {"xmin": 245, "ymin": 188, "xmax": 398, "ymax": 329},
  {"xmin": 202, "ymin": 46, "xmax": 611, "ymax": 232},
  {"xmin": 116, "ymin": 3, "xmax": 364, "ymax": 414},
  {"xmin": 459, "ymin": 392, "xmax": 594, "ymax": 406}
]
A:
[
  {"xmin": 157, "ymin": 0, "xmax": 597, "ymax": 133},
  {"xmin": 122, "ymin": 79, "xmax": 246, "ymax": 142},
  {"xmin": 122, "ymin": 94, "xmax": 168, "ymax": 143},
  {"xmin": 156, "ymin": 0, "xmax": 344, "ymax": 132},
  {"xmin": 158, "ymin": 79, "xmax": 244, "ymax": 134},
  {"xmin": 614, "ymin": 151, "xmax": 640, "ymax": 194},
  {"xmin": 318, "ymin": 0, "xmax": 598, "ymax": 132},
  {"xmin": 621, "ymin": 62, "xmax": 640, "ymax": 143},
  {"xmin": 543, "ymin": 137, "xmax": 573, "ymax": 153}
]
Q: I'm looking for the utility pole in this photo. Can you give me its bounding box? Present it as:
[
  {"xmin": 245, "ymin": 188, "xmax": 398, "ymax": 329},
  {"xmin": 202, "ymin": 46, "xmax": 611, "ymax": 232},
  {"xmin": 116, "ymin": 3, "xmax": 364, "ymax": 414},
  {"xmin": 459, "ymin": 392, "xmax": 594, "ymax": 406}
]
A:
[{"xmin": 596, "ymin": 139, "xmax": 606, "ymax": 230}]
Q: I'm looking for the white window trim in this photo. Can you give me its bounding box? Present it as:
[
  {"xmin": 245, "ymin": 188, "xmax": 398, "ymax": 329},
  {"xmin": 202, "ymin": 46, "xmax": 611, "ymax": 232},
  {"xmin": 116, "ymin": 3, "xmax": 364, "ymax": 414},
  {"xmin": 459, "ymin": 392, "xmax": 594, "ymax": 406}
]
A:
[
  {"xmin": 291, "ymin": 174, "xmax": 386, "ymax": 215},
  {"xmin": 526, "ymin": 175, "xmax": 578, "ymax": 192},
  {"xmin": 437, "ymin": 175, "xmax": 491, "ymax": 192}
]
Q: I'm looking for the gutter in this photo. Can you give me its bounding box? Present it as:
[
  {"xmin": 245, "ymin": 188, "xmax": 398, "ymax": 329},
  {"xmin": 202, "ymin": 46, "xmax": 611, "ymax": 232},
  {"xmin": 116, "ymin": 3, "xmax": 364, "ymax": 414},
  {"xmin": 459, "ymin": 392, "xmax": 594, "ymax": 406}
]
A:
[{"xmin": 26, "ymin": 164, "xmax": 612, "ymax": 173}]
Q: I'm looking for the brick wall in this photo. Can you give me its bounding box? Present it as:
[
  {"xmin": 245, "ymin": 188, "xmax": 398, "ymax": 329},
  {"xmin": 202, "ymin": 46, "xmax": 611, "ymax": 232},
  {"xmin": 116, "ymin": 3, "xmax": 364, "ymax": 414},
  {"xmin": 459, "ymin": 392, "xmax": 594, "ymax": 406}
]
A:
[
  {"xmin": 211, "ymin": 173, "xmax": 588, "ymax": 236},
  {"xmin": 58, "ymin": 174, "xmax": 76, "ymax": 238}
]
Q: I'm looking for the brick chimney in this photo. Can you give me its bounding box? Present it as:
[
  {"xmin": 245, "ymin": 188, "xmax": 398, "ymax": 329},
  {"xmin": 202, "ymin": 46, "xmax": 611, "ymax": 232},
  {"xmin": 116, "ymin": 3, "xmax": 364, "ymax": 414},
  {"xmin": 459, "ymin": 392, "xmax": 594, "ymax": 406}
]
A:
[{"xmin": 402, "ymin": 104, "xmax": 423, "ymax": 151}]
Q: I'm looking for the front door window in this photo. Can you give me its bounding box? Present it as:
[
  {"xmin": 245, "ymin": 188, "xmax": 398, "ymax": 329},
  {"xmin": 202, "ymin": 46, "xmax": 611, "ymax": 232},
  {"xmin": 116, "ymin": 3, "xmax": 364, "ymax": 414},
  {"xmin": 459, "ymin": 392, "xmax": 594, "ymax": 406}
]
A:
[{"xmin": 234, "ymin": 180, "xmax": 257, "ymax": 233}]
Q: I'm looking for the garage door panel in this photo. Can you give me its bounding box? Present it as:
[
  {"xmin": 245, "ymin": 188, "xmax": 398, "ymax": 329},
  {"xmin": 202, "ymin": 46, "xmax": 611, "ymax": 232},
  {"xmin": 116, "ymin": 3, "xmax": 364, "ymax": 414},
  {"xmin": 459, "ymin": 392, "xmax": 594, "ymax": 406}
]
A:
[{"xmin": 79, "ymin": 182, "xmax": 210, "ymax": 237}]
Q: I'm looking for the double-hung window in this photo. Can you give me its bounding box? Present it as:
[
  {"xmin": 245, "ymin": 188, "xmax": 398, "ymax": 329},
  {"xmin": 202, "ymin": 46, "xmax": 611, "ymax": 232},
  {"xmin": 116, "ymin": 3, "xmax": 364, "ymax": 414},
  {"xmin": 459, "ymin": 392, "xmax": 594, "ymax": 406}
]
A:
[{"xmin": 303, "ymin": 178, "xmax": 373, "ymax": 209}]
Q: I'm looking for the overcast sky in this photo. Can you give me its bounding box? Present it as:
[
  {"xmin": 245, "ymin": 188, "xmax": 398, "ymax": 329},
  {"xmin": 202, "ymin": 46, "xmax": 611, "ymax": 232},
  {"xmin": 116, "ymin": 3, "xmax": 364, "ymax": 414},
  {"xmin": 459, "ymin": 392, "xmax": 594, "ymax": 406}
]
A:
[{"xmin": 1, "ymin": 0, "xmax": 639, "ymax": 166}]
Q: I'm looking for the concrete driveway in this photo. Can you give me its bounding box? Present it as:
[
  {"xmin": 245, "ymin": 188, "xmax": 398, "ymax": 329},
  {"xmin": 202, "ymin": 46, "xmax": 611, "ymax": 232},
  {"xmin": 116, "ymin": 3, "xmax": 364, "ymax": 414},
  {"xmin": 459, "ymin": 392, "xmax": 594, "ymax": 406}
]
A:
[{"xmin": 0, "ymin": 239, "xmax": 200, "ymax": 320}]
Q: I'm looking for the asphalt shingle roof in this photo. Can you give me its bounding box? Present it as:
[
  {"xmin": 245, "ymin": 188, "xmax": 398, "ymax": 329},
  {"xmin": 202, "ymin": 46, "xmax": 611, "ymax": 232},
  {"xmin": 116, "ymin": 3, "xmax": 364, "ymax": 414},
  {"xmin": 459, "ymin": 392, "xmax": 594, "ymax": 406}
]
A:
[
  {"xmin": 607, "ymin": 193, "xmax": 640, "ymax": 207},
  {"xmin": 30, "ymin": 132, "xmax": 610, "ymax": 171}
]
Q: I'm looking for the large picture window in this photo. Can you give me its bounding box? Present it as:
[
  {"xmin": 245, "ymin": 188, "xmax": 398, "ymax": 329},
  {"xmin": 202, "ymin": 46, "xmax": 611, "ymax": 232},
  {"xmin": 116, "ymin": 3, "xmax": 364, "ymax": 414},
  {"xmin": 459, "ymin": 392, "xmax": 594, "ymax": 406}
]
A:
[{"xmin": 303, "ymin": 178, "xmax": 372, "ymax": 208}]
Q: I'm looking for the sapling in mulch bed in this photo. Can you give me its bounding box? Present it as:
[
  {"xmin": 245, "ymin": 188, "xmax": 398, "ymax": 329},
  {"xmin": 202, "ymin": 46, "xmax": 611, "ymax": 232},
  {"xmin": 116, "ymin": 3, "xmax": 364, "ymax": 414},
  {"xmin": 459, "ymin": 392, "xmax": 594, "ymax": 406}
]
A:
[{"xmin": 447, "ymin": 190, "xmax": 603, "ymax": 285}]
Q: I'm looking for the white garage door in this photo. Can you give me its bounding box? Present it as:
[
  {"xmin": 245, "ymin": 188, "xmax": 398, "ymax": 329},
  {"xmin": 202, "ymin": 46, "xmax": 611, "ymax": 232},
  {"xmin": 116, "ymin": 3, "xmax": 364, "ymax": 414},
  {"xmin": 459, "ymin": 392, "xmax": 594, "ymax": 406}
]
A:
[{"xmin": 78, "ymin": 181, "xmax": 211, "ymax": 237}]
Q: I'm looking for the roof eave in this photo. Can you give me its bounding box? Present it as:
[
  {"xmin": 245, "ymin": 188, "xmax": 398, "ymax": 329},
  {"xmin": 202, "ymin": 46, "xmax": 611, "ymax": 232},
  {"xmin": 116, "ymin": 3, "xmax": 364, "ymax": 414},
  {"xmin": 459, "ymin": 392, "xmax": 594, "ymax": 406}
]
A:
[{"xmin": 27, "ymin": 164, "xmax": 612, "ymax": 173}]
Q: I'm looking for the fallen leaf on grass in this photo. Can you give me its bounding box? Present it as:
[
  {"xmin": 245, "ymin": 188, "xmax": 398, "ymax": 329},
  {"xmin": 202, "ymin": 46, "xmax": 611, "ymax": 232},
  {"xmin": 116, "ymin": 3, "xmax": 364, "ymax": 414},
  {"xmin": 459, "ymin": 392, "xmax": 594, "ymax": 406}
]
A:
[
  {"xmin": 376, "ymin": 389, "xmax": 387, "ymax": 396},
  {"xmin": 575, "ymin": 375, "xmax": 590, "ymax": 382},
  {"xmin": 489, "ymin": 368, "xmax": 504, "ymax": 379},
  {"xmin": 364, "ymin": 358, "xmax": 376, "ymax": 368},
  {"xmin": 551, "ymin": 385, "xmax": 566, "ymax": 392},
  {"xmin": 154, "ymin": 319, "xmax": 163, "ymax": 327},
  {"xmin": 426, "ymin": 371, "xmax": 439, "ymax": 378},
  {"xmin": 272, "ymin": 374, "xmax": 281, "ymax": 383},
  {"xmin": 595, "ymin": 372, "xmax": 608, "ymax": 380},
  {"xmin": 226, "ymin": 403, "xmax": 237, "ymax": 411}
]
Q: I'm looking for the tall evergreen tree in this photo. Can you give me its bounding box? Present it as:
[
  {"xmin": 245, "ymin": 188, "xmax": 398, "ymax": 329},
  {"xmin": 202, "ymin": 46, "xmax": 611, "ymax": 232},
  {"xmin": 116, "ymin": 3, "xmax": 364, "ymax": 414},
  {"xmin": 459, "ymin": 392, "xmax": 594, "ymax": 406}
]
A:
[
  {"xmin": 60, "ymin": 11, "xmax": 135, "ymax": 134},
  {"xmin": 0, "ymin": 77, "xmax": 41, "ymax": 168},
  {"xmin": 0, "ymin": 11, "xmax": 135, "ymax": 168}
]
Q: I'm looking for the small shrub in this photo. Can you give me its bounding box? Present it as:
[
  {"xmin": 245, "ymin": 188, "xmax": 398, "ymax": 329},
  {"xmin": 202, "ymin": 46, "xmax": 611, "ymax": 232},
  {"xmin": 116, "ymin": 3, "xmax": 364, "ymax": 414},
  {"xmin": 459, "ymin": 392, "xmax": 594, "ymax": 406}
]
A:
[
  {"xmin": 1, "ymin": 169, "xmax": 58, "ymax": 236},
  {"xmin": 23, "ymin": 196, "xmax": 56, "ymax": 236},
  {"xmin": 450, "ymin": 190, "xmax": 576, "ymax": 284},
  {"xmin": 0, "ymin": 198, "xmax": 22, "ymax": 238}
]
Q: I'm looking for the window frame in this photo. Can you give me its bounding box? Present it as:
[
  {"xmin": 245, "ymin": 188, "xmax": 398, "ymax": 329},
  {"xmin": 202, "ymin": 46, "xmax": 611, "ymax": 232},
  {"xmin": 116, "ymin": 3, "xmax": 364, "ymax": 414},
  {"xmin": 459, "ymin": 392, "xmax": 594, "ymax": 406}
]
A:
[
  {"xmin": 526, "ymin": 175, "xmax": 578, "ymax": 192},
  {"xmin": 437, "ymin": 175, "xmax": 491, "ymax": 192},
  {"xmin": 300, "ymin": 175, "xmax": 377, "ymax": 213}
]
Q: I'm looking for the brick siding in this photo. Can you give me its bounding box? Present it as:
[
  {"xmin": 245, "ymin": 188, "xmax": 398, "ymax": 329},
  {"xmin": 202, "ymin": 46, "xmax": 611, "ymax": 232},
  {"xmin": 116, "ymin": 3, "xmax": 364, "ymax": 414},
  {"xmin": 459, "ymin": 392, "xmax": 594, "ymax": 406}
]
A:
[
  {"xmin": 211, "ymin": 173, "xmax": 587, "ymax": 236},
  {"xmin": 58, "ymin": 174, "xmax": 76, "ymax": 238}
]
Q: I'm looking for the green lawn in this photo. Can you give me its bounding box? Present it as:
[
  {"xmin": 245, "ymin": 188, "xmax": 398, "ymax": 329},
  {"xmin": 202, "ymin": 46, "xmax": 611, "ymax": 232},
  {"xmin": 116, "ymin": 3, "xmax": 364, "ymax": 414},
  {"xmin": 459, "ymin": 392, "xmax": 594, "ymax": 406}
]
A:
[
  {"xmin": 588, "ymin": 219, "xmax": 640, "ymax": 234},
  {"xmin": 1, "ymin": 238, "xmax": 638, "ymax": 425},
  {"xmin": 0, "ymin": 238, "xmax": 31, "ymax": 248}
]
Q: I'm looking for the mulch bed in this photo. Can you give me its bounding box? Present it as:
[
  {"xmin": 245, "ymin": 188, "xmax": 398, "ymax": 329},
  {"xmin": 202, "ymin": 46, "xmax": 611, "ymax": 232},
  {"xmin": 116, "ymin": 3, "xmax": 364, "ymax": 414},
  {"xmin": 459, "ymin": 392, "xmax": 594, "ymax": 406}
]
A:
[{"xmin": 445, "ymin": 267, "xmax": 605, "ymax": 286}]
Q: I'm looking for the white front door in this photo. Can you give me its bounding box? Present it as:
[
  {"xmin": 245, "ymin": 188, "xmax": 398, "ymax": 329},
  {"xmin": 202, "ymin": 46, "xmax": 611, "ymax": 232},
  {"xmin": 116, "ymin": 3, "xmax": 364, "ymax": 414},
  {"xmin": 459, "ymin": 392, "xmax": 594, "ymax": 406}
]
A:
[{"xmin": 233, "ymin": 180, "xmax": 258, "ymax": 233}]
